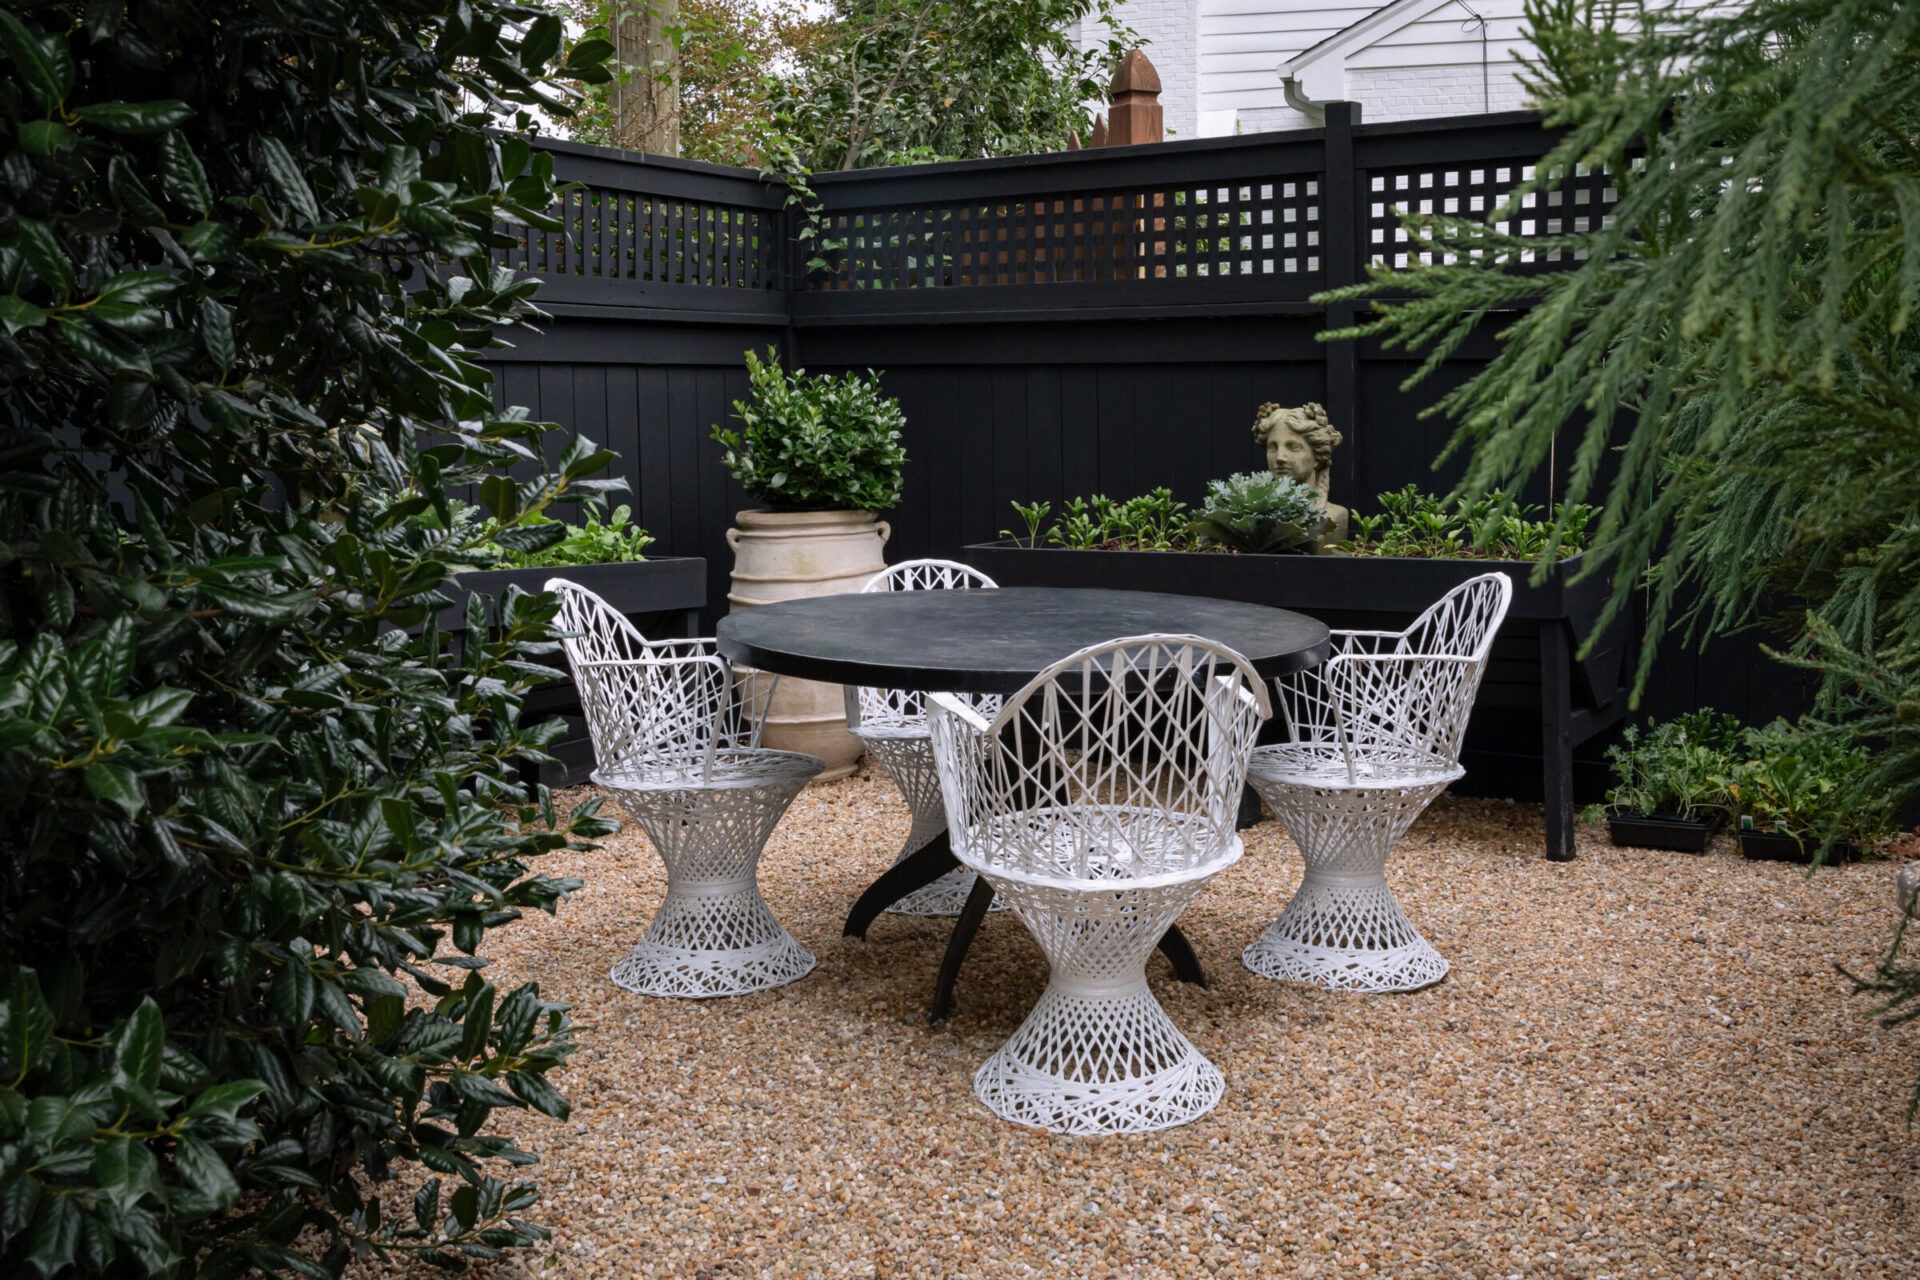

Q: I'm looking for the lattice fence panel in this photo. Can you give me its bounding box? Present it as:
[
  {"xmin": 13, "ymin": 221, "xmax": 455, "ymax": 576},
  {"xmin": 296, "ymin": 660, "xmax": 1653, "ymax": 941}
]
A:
[
  {"xmin": 1366, "ymin": 162, "xmax": 1618, "ymax": 271},
  {"xmin": 494, "ymin": 186, "xmax": 782, "ymax": 289},
  {"xmin": 812, "ymin": 177, "xmax": 1322, "ymax": 291}
]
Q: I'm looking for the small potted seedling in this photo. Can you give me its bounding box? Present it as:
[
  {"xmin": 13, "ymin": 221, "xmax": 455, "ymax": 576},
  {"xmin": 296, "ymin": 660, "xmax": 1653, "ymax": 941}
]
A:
[
  {"xmin": 1586, "ymin": 710, "xmax": 1742, "ymax": 852},
  {"xmin": 1725, "ymin": 719, "xmax": 1894, "ymax": 866}
]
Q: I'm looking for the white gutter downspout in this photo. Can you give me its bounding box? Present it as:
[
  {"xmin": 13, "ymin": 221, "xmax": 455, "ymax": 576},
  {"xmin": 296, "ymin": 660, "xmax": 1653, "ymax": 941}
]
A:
[{"xmin": 1282, "ymin": 76, "xmax": 1327, "ymax": 126}]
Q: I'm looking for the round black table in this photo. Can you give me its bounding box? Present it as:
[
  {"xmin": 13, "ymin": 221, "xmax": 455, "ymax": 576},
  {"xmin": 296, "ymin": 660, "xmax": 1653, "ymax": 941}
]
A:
[{"xmin": 715, "ymin": 587, "xmax": 1332, "ymax": 1020}]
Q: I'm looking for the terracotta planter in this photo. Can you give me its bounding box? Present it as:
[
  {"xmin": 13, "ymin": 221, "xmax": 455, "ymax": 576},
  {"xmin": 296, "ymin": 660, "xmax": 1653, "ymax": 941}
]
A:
[{"xmin": 726, "ymin": 509, "xmax": 890, "ymax": 780}]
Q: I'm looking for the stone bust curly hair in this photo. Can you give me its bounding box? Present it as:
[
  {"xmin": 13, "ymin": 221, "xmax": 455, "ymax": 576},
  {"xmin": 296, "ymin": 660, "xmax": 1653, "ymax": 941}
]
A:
[{"xmin": 1251, "ymin": 401, "xmax": 1348, "ymax": 546}]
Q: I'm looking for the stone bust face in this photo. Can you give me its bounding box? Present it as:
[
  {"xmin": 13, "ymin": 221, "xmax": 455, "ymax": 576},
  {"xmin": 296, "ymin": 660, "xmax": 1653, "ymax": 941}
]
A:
[
  {"xmin": 1251, "ymin": 401, "xmax": 1348, "ymax": 548},
  {"xmin": 1251, "ymin": 402, "xmax": 1340, "ymax": 496},
  {"xmin": 1263, "ymin": 420, "xmax": 1317, "ymax": 486}
]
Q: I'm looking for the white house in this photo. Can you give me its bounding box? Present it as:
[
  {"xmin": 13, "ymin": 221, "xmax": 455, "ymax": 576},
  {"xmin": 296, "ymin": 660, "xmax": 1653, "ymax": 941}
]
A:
[{"xmin": 1080, "ymin": 0, "xmax": 1540, "ymax": 139}]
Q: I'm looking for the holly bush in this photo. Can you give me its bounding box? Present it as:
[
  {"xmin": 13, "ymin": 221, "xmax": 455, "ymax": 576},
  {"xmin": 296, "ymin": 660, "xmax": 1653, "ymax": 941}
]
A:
[{"xmin": 0, "ymin": 2, "xmax": 621, "ymax": 1275}]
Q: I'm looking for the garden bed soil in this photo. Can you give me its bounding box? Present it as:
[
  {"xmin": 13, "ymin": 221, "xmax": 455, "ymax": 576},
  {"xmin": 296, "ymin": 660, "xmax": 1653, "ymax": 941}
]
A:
[{"xmin": 1605, "ymin": 807, "xmax": 1725, "ymax": 853}]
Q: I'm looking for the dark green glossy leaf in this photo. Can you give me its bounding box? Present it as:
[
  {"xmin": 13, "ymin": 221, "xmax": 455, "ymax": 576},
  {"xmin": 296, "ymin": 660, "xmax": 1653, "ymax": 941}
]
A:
[
  {"xmin": 1, "ymin": 970, "xmax": 56, "ymax": 1079},
  {"xmin": 17, "ymin": 121, "xmax": 74, "ymax": 156},
  {"xmin": 25, "ymin": 1192, "xmax": 78, "ymax": 1277},
  {"xmin": 198, "ymin": 297, "xmax": 234, "ymax": 373},
  {"xmin": 112, "ymin": 1000, "xmax": 165, "ymax": 1094},
  {"xmin": 0, "ymin": 296, "xmax": 45, "ymax": 333},
  {"xmin": 70, "ymin": 99, "xmax": 192, "ymax": 134},
  {"xmin": 15, "ymin": 220, "xmax": 71, "ymax": 299},
  {"xmin": 254, "ymin": 135, "xmax": 320, "ymax": 225},
  {"xmin": 268, "ymin": 962, "xmax": 313, "ymax": 1025},
  {"xmin": 174, "ymin": 1135, "xmax": 241, "ymax": 1209},
  {"xmin": 0, "ymin": 10, "xmax": 74, "ymax": 106},
  {"xmin": 158, "ymin": 133, "xmax": 211, "ymax": 216},
  {"xmin": 85, "ymin": 762, "xmax": 143, "ymax": 818}
]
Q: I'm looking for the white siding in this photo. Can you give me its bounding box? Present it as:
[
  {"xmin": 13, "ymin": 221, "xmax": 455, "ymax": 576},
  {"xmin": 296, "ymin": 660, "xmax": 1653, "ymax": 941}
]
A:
[
  {"xmin": 1198, "ymin": 0, "xmax": 1382, "ymax": 111},
  {"xmin": 1085, "ymin": 0, "xmax": 1738, "ymax": 140}
]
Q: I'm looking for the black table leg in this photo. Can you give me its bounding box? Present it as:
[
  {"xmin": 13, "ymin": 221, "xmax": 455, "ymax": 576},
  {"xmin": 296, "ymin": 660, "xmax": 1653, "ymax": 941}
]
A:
[
  {"xmin": 928, "ymin": 875, "xmax": 998, "ymax": 1023},
  {"xmin": 842, "ymin": 831, "xmax": 960, "ymax": 939},
  {"xmin": 1157, "ymin": 924, "xmax": 1207, "ymax": 986},
  {"xmin": 1541, "ymin": 621, "xmax": 1577, "ymax": 862}
]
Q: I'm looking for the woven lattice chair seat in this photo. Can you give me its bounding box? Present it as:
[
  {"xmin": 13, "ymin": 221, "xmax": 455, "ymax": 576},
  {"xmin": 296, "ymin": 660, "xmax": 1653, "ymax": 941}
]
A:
[
  {"xmin": 930, "ymin": 635, "xmax": 1270, "ymax": 1136},
  {"xmin": 1243, "ymin": 572, "xmax": 1512, "ymax": 994},
  {"xmin": 850, "ymin": 559, "xmax": 1005, "ymax": 917},
  {"xmin": 548, "ymin": 579, "xmax": 826, "ymax": 1000}
]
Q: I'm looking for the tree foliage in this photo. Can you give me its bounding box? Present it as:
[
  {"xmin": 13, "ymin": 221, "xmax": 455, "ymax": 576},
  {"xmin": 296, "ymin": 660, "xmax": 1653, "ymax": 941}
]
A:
[
  {"xmin": 564, "ymin": 0, "xmax": 824, "ymax": 164},
  {"xmin": 565, "ymin": 0, "xmax": 1134, "ymax": 170},
  {"xmin": 773, "ymin": 0, "xmax": 1135, "ymax": 171},
  {"xmin": 0, "ymin": 1, "xmax": 620, "ymax": 1274},
  {"xmin": 1328, "ymin": 0, "xmax": 1920, "ymax": 1092}
]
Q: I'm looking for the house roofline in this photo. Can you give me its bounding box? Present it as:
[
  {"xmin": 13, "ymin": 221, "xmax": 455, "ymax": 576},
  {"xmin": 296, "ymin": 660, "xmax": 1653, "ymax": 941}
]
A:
[{"xmin": 1279, "ymin": 0, "xmax": 1464, "ymax": 76}]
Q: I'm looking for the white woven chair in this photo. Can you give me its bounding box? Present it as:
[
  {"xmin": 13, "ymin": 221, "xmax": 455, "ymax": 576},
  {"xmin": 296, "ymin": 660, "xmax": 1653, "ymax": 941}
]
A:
[
  {"xmin": 1243, "ymin": 571, "xmax": 1513, "ymax": 993},
  {"xmin": 928, "ymin": 635, "xmax": 1271, "ymax": 1135},
  {"xmin": 845, "ymin": 558, "xmax": 1005, "ymax": 917},
  {"xmin": 548, "ymin": 579, "xmax": 825, "ymax": 999}
]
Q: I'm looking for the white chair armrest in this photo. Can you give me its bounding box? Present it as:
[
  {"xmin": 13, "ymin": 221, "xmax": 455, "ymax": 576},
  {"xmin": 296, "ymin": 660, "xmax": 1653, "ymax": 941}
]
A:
[{"xmin": 927, "ymin": 690, "xmax": 993, "ymax": 733}]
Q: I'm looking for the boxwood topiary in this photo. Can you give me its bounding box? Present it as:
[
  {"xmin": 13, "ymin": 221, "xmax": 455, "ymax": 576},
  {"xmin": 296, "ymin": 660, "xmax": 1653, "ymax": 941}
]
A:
[
  {"xmin": 713, "ymin": 347, "xmax": 908, "ymax": 512},
  {"xmin": 0, "ymin": 2, "xmax": 619, "ymax": 1275}
]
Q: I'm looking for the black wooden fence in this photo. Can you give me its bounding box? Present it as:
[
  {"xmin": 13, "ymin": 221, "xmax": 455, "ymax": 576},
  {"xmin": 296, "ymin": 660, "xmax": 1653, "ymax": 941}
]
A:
[{"xmin": 485, "ymin": 109, "xmax": 1801, "ymax": 798}]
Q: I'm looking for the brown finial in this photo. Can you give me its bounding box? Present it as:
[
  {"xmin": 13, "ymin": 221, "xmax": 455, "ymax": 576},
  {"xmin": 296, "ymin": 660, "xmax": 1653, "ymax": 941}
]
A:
[
  {"xmin": 1067, "ymin": 129, "xmax": 1082, "ymax": 152},
  {"xmin": 1106, "ymin": 49, "xmax": 1163, "ymax": 146},
  {"xmin": 1109, "ymin": 48, "xmax": 1162, "ymax": 97},
  {"xmin": 1090, "ymin": 114, "xmax": 1109, "ymax": 148}
]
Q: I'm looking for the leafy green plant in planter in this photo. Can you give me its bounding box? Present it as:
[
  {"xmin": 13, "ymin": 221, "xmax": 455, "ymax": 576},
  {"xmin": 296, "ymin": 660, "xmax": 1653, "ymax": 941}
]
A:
[
  {"xmin": 1190, "ymin": 472, "xmax": 1326, "ymax": 554},
  {"xmin": 0, "ymin": 2, "xmax": 619, "ymax": 1275},
  {"xmin": 1726, "ymin": 720, "xmax": 1896, "ymax": 864},
  {"xmin": 1584, "ymin": 710, "xmax": 1744, "ymax": 851},
  {"xmin": 1342, "ymin": 485, "xmax": 1597, "ymax": 561},
  {"xmin": 1002, "ymin": 489, "xmax": 1201, "ymax": 551},
  {"xmin": 713, "ymin": 348, "xmax": 907, "ymax": 511},
  {"xmin": 422, "ymin": 498, "xmax": 655, "ymax": 569}
]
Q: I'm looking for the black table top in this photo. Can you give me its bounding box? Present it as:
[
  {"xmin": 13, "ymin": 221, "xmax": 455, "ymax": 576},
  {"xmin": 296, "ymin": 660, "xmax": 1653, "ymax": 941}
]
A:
[{"xmin": 714, "ymin": 587, "xmax": 1331, "ymax": 695}]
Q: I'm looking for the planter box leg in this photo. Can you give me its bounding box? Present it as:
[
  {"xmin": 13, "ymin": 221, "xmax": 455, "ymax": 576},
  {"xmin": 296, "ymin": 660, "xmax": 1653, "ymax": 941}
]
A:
[{"xmin": 1541, "ymin": 622, "xmax": 1576, "ymax": 862}]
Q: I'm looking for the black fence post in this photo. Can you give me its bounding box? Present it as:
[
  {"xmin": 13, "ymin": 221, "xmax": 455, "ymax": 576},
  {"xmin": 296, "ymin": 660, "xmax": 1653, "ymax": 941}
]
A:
[{"xmin": 1321, "ymin": 102, "xmax": 1361, "ymax": 502}]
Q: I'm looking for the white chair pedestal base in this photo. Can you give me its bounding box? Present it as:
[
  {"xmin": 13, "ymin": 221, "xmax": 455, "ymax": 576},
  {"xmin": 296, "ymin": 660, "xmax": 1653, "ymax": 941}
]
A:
[
  {"xmin": 1241, "ymin": 870, "xmax": 1448, "ymax": 992},
  {"xmin": 610, "ymin": 882, "xmax": 816, "ymax": 998},
  {"xmin": 973, "ymin": 979, "xmax": 1225, "ymax": 1136},
  {"xmin": 598, "ymin": 762, "xmax": 819, "ymax": 999},
  {"xmin": 1246, "ymin": 770, "xmax": 1454, "ymax": 994},
  {"xmin": 861, "ymin": 733, "xmax": 1003, "ymax": 918},
  {"xmin": 969, "ymin": 853, "xmax": 1236, "ymax": 1136}
]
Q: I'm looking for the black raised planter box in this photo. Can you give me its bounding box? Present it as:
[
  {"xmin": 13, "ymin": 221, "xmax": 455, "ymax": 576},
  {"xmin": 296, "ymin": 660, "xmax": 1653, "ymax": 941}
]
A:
[
  {"xmin": 1738, "ymin": 829, "xmax": 1863, "ymax": 867},
  {"xmin": 438, "ymin": 557, "xmax": 707, "ymax": 787},
  {"xmin": 962, "ymin": 540, "xmax": 1631, "ymax": 861},
  {"xmin": 1605, "ymin": 808, "xmax": 1725, "ymax": 853}
]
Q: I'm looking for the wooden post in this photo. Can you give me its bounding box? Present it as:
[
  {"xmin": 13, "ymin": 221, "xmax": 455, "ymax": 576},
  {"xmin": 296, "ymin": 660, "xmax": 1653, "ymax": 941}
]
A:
[
  {"xmin": 1321, "ymin": 102, "xmax": 1362, "ymax": 513},
  {"xmin": 1106, "ymin": 50, "xmax": 1163, "ymax": 146}
]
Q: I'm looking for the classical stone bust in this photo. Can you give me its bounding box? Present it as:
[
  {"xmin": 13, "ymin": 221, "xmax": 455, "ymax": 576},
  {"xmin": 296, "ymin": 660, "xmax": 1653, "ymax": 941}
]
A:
[{"xmin": 1252, "ymin": 401, "xmax": 1348, "ymax": 548}]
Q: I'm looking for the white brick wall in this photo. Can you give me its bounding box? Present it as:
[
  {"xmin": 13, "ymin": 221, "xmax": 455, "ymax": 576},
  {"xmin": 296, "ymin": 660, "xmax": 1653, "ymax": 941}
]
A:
[
  {"xmin": 1080, "ymin": 0, "xmax": 1197, "ymax": 142},
  {"xmin": 1345, "ymin": 62, "xmax": 1531, "ymax": 121}
]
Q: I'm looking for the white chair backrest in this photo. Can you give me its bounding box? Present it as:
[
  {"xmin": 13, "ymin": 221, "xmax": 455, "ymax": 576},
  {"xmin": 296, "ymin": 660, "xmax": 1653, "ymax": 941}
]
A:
[
  {"xmin": 929, "ymin": 634, "xmax": 1271, "ymax": 884},
  {"xmin": 547, "ymin": 578, "xmax": 765, "ymax": 780},
  {"xmin": 853, "ymin": 559, "xmax": 998, "ymax": 728},
  {"xmin": 860, "ymin": 559, "xmax": 998, "ymax": 596},
  {"xmin": 1278, "ymin": 571, "xmax": 1513, "ymax": 768}
]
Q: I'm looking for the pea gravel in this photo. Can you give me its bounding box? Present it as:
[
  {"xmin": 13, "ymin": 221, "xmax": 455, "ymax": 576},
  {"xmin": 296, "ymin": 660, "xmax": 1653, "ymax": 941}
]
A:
[{"xmin": 359, "ymin": 767, "xmax": 1920, "ymax": 1279}]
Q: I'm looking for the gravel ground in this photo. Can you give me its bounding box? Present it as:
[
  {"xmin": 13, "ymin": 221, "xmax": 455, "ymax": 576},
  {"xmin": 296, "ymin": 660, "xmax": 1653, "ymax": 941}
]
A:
[{"xmin": 360, "ymin": 766, "xmax": 1920, "ymax": 1279}]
